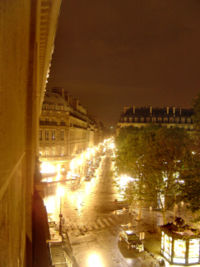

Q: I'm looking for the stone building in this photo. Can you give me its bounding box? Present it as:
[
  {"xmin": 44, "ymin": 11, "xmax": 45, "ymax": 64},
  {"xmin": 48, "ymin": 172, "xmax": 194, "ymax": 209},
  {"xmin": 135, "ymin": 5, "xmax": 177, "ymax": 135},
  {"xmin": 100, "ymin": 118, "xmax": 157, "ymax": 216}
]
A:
[
  {"xmin": 117, "ymin": 106, "xmax": 194, "ymax": 133},
  {"xmin": 0, "ymin": 1, "xmax": 61, "ymax": 266},
  {"xmin": 39, "ymin": 88, "xmax": 98, "ymax": 170}
]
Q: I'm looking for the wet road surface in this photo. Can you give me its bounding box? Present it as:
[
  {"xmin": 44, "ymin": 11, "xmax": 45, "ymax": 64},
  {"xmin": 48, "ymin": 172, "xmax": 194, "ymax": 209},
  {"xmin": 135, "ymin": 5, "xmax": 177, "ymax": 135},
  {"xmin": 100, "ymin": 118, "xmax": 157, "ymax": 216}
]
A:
[{"xmin": 44, "ymin": 156, "xmax": 141, "ymax": 267}]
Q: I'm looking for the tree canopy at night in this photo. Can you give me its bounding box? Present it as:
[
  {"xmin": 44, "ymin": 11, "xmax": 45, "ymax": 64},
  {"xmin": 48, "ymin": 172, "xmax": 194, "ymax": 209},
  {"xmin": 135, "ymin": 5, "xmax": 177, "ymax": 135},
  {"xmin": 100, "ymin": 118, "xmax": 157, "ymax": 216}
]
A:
[{"xmin": 115, "ymin": 126, "xmax": 193, "ymax": 221}]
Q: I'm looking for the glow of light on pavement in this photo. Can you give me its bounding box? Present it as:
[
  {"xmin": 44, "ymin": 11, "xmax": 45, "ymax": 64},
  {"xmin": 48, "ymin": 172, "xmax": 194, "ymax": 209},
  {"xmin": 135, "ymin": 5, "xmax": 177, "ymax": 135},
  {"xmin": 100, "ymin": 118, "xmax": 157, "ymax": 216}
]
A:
[
  {"xmin": 85, "ymin": 150, "xmax": 91, "ymax": 159},
  {"xmin": 40, "ymin": 162, "xmax": 56, "ymax": 174},
  {"xmin": 87, "ymin": 252, "xmax": 105, "ymax": 267},
  {"xmin": 70, "ymin": 160, "xmax": 75, "ymax": 171},
  {"xmin": 77, "ymin": 193, "xmax": 84, "ymax": 212},
  {"xmin": 126, "ymin": 258, "xmax": 135, "ymax": 264},
  {"xmin": 56, "ymin": 185, "xmax": 65, "ymax": 197},
  {"xmin": 55, "ymin": 172, "xmax": 61, "ymax": 181}
]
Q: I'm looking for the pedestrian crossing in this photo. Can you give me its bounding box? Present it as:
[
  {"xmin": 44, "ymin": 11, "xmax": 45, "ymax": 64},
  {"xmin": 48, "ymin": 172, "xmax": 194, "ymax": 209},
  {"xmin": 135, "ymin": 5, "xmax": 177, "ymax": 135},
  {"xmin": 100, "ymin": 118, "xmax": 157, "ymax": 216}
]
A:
[{"xmin": 64, "ymin": 215, "xmax": 122, "ymax": 234}]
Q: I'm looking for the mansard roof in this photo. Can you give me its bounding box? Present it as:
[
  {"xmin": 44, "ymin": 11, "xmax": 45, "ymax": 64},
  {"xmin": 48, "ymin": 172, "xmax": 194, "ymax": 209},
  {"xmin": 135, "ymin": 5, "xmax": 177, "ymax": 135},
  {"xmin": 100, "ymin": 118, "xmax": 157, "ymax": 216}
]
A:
[
  {"xmin": 43, "ymin": 91, "xmax": 68, "ymax": 106},
  {"xmin": 122, "ymin": 106, "xmax": 194, "ymax": 118}
]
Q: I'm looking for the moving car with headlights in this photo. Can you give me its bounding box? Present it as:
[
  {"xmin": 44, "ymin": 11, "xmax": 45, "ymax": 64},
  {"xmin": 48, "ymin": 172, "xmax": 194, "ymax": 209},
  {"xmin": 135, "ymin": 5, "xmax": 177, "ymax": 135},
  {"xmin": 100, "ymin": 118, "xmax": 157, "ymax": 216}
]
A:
[{"xmin": 119, "ymin": 229, "xmax": 144, "ymax": 252}]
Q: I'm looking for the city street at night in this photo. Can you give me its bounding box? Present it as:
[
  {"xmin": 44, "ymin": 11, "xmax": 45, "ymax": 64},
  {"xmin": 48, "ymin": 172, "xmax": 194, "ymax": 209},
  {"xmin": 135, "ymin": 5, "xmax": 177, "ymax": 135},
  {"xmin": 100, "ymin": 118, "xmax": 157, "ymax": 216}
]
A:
[
  {"xmin": 44, "ymin": 150, "xmax": 142, "ymax": 267},
  {"xmin": 3, "ymin": 2, "xmax": 200, "ymax": 267}
]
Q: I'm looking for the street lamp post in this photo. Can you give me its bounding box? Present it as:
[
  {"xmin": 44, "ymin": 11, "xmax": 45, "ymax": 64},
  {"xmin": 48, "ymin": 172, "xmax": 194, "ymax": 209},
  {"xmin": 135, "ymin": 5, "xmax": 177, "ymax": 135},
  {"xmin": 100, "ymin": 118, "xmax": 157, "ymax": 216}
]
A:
[
  {"xmin": 57, "ymin": 186, "xmax": 64, "ymax": 236},
  {"xmin": 59, "ymin": 196, "xmax": 63, "ymax": 235}
]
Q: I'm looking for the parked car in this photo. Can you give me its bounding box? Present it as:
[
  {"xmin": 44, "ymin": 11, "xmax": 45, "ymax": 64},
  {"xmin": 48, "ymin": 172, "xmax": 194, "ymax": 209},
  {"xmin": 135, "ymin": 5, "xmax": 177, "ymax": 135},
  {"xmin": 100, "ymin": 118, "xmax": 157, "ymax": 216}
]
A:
[{"xmin": 119, "ymin": 229, "xmax": 144, "ymax": 252}]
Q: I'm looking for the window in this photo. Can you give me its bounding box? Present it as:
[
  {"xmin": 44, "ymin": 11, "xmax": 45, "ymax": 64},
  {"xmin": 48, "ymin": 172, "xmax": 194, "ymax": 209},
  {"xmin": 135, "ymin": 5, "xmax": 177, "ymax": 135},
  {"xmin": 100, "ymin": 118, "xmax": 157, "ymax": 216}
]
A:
[
  {"xmin": 173, "ymin": 239, "xmax": 186, "ymax": 264},
  {"xmin": 61, "ymin": 130, "xmax": 64, "ymax": 140},
  {"xmin": 188, "ymin": 239, "xmax": 199, "ymax": 264},
  {"xmin": 181, "ymin": 117, "xmax": 185, "ymax": 123},
  {"xmin": 52, "ymin": 130, "xmax": 55, "ymax": 140},
  {"xmin": 164, "ymin": 117, "xmax": 168, "ymax": 123},
  {"xmin": 39, "ymin": 130, "xmax": 42, "ymax": 141},
  {"xmin": 45, "ymin": 130, "xmax": 49, "ymax": 141},
  {"xmin": 146, "ymin": 117, "xmax": 150, "ymax": 122},
  {"xmin": 164, "ymin": 235, "xmax": 172, "ymax": 259}
]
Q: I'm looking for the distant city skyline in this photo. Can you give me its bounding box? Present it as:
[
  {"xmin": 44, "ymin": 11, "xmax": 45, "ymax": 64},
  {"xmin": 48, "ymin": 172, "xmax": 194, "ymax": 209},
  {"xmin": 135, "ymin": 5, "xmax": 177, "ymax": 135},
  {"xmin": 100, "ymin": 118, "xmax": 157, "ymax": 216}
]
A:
[{"xmin": 47, "ymin": 0, "xmax": 200, "ymax": 126}]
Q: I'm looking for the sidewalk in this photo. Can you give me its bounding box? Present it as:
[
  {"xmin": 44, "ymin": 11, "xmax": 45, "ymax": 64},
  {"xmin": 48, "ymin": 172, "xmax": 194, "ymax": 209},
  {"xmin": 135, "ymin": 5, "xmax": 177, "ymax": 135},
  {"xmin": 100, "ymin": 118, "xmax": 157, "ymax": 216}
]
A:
[{"xmin": 48, "ymin": 222, "xmax": 79, "ymax": 267}]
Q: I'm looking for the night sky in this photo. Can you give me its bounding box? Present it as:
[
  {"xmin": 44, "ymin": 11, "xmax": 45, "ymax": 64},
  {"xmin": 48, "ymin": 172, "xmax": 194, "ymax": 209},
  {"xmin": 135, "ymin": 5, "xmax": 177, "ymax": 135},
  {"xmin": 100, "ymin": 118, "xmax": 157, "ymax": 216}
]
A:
[{"xmin": 47, "ymin": 0, "xmax": 200, "ymax": 126}]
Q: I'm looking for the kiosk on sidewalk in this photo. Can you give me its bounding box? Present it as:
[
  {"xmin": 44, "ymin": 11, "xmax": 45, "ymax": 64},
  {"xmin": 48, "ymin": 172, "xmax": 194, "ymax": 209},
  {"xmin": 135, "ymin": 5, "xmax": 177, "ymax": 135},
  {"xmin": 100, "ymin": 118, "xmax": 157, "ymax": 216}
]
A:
[{"xmin": 160, "ymin": 218, "xmax": 200, "ymax": 265}]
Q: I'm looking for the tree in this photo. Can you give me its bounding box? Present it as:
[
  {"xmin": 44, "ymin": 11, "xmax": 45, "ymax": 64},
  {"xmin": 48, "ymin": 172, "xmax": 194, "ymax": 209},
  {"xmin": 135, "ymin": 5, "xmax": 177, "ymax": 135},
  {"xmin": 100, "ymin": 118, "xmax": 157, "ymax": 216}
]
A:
[
  {"xmin": 180, "ymin": 153, "xmax": 200, "ymax": 213},
  {"xmin": 116, "ymin": 126, "xmax": 192, "ymax": 223},
  {"xmin": 193, "ymin": 94, "xmax": 200, "ymax": 131}
]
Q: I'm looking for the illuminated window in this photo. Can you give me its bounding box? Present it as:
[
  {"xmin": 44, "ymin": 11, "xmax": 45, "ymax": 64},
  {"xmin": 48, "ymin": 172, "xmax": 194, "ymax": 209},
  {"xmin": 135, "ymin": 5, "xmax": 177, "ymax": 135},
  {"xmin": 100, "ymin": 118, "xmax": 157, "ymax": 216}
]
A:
[
  {"xmin": 45, "ymin": 130, "xmax": 49, "ymax": 141},
  {"xmin": 52, "ymin": 130, "xmax": 55, "ymax": 140},
  {"xmin": 152, "ymin": 117, "xmax": 156, "ymax": 122},
  {"xmin": 181, "ymin": 117, "xmax": 185, "ymax": 123},
  {"xmin": 173, "ymin": 239, "xmax": 186, "ymax": 264},
  {"xmin": 188, "ymin": 239, "xmax": 199, "ymax": 264},
  {"xmin": 164, "ymin": 234, "xmax": 172, "ymax": 258},
  {"xmin": 161, "ymin": 232, "xmax": 164, "ymax": 250}
]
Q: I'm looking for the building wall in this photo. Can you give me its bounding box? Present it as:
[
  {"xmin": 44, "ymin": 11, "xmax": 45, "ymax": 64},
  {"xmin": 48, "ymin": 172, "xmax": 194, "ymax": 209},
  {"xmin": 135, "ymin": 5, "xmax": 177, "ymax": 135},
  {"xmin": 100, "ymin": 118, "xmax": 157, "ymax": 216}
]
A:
[
  {"xmin": 39, "ymin": 88, "xmax": 95, "ymax": 169},
  {"xmin": 0, "ymin": 1, "xmax": 61, "ymax": 266},
  {"xmin": 117, "ymin": 106, "xmax": 194, "ymax": 135}
]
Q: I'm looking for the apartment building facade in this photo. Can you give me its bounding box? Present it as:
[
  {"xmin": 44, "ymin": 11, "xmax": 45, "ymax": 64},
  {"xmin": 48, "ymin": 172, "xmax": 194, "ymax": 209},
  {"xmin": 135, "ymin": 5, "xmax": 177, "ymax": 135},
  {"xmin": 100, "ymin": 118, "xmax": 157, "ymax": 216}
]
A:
[
  {"xmin": 117, "ymin": 106, "xmax": 194, "ymax": 133},
  {"xmin": 39, "ymin": 88, "xmax": 99, "ymax": 169}
]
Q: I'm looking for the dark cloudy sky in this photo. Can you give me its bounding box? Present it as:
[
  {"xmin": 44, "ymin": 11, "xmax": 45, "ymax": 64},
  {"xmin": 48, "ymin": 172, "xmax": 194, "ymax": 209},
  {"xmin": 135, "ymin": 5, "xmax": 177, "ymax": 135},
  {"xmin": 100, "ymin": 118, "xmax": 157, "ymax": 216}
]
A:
[{"xmin": 47, "ymin": 0, "xmax": 200, "ymax": 126}]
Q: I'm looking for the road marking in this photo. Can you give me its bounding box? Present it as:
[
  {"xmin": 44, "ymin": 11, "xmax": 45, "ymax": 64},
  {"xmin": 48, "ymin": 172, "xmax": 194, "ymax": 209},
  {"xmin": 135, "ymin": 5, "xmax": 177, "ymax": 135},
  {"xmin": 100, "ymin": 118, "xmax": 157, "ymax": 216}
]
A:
[
  {"xmin": 97, "ymin": 219, "xmax": 106, "ymax": 228},
  {"xmin": 102, "ymin": 218, "xmax": 111, "ymax": 227},
  {"xmin": 107, "ymin": 217, "xmax": 116, "ymax": 225},
  {"xmin": 92, "ymin": 222, "xmax": 100, "ymax": 230}
]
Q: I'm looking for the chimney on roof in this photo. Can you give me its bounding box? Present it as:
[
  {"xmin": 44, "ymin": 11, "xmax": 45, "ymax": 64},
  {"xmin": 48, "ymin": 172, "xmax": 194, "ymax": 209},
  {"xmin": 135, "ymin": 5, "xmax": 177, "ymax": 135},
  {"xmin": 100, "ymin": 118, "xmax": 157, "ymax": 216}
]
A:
[
  {"xmin": 64, "ymin": 91, "xmax": 69, "ymax": 103},
  {"xmin": 150, "ymin": 106, "xmax": 152, "ymax": 115},
  {"xmin": 133, "ymin": 105, "xmax": 135, "ymax": 114},
  {"xmin": 52, "ymin": 87, "xmax": 65, "ymax": 98},
  {"xmin": 166, "ymin": 106, "xmax": 169, "ymax": 115}
]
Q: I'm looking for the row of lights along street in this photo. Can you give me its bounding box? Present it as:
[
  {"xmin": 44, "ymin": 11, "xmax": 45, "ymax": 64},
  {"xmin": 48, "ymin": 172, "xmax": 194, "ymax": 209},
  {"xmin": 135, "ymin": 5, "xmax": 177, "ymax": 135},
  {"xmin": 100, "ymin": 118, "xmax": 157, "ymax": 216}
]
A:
[{"xmin": 39, "ymin": 137, "xmax": 200, "ymax": 267}]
